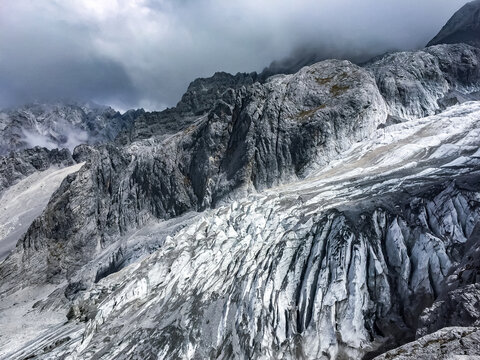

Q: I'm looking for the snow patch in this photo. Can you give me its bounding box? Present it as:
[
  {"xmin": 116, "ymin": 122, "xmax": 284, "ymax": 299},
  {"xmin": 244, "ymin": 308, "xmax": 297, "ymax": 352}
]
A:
[{"xmin": 0, "ymin": 163, "xmax": 84, "ymax": 261}]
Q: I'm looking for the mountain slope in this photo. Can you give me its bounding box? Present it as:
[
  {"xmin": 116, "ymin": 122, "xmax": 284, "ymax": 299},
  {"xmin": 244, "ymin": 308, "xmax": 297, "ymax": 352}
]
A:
[
  {"xmin": 0, "ymin": 146, "xmax": 74, "ymax": 195},
  {"xmin": 3, "ymin": 44, "xmax": 477, "ymax": 295},
  {"xmin": 0, "ymin": 59, "xmax": 388, "ymax": 293},
  {"xmin": 0, "ymin": 162, "xmax": 84, "ymax": 261},
  {"xmin": 1, "ymin": 43, "xmax": 480, "ymax": 359},
  {"xmin": 373, "ymin": 327, "xmax": 480, "ymax": 360},
  {"xmin": 366, "ymin": 44, "xmax": 480, "ymax": 119},
  {"xmin": 0, "ymin": 102, "xmax": 142, "ymax": 155},
  {"xmin": 427, "ymin": 0, "xmax": 480, "ymax": 48},
  {"xmin": 3, "ymin": 101, "xmax": 480, "ymax": 359}
]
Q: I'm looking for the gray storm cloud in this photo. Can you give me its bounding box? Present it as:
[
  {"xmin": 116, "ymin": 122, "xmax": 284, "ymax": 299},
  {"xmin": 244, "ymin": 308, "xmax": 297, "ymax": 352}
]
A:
[{"xmin": 0, "ymin": 0, "xmax": 470, "ymax": 111}]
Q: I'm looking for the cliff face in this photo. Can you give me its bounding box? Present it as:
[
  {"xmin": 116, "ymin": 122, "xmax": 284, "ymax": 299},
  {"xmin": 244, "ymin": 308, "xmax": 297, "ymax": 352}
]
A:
[
  {"xmin": 0, "ymin": 59, "xmax": 389, "ymax": 289},
  {"xmin": 1, "ymin": 44, "xmax": 480, "ymax": 359},
  {"xmin": 366, "ymin": 44, "xmax": 480, "ymax": 119},
  {"xmin": 3, "ymin": 100, "xmax": 480, "ymax": 360}
]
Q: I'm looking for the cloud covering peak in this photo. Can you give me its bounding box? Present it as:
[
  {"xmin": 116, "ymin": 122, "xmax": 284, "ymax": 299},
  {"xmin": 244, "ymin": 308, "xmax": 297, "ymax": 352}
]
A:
[{"xmin": 0, "ymin": 0, "xmax": 470, "ymax": 111}]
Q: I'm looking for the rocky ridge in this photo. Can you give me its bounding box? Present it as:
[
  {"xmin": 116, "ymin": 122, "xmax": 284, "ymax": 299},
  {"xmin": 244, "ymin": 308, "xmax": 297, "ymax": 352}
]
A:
[
  {"xmin": 3, "ymin": 100, "xmax": 480, "ymax": 359},
  {"xmin": 1, "ymin": 43, "xmax": 480, "ymax": 359},
  {"xmin": 373, "ymin": 327, "xmax": 480, "ymax": 360},
  {"xmin": 365, "ymin": 44, "xmax": 480, "ymax": 119},
  {"xmin": 0, "ymin": 102, "xmax": 142, "ymax": 155},
  {"xmin": 427, "ymin": 0, "xmax": 480, "ymax": 48},
  {"xmin": 0, "ymin": 58, "xmax": 389, "ymax": 291}
]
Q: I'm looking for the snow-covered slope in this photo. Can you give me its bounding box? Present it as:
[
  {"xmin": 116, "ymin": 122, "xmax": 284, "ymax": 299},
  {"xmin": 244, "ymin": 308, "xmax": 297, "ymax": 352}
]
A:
[
  {"xmin": 0, "ymin": 163, "xmax": 84, "ymax": 261},
  {"xmin": 1, "ymin": 36, "xmax": 480, "ymax": 358},
  {"xmin": 0, "ymin": 146, "xmax": 75, "ymax": 195},
  {"xmin": 2, "ymin": 101, "xmax": 480, "ymax": 359}
]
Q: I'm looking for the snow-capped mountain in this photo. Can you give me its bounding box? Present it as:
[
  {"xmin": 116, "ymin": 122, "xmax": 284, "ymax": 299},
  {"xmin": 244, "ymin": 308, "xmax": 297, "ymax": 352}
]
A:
[
  {"xmin": 0, "ymin": 102, "xmax": 143, "ymax": 155},
  {"xmin": 4, "ymin": 99, "xmax": 480, "ymax": 359},
  {"xmin": 1, "ymin": 4, "xmax": 480, "ymax": 359}
]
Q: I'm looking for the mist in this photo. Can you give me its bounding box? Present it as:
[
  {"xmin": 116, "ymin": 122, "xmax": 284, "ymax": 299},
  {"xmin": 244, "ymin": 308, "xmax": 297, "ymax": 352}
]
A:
[
  {"xmin": 21, "ymin": 123, "xmax": 90, "ymax": 152},
  {"xmin": 0, "ymin": 0, "xmax": 470, "ymax": 111}
]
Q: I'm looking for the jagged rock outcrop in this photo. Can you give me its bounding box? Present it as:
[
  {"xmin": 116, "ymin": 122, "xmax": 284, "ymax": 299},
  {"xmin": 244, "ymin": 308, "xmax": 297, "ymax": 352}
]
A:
[
  {"xmin": 366, "ymin": 44, "xmax": 480, "ymax": 119},
  {"xmin": 373, "ymin": 327, "xmax": 480, "ymax": 360},
  {"xmin": 3, "ymin": 102, "xmax": 480, "ymax": 359},
  {"xmin": 0, "ymin": 59, "xmax": 387, "ymax": 290},
  {"xmin": 416, "ymin": 223, "xmax": 480, "ymax": 338},
  {"xmin": 1, "ymin": 40, "xmax": 480, "ymax": 359},
  {"xmin": 427, "ymin": 0, "xmax": 480, "ymax": 48},
  {"xmin": 119, "ymin": 72, "xmax": 257, "ymax": 142},
  {"xmin": 0, "ymin": 102, "xmax": 142, "ymax": 155}
]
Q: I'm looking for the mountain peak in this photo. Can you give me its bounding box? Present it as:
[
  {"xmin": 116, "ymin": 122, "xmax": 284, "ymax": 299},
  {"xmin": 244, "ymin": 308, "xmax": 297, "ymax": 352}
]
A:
[{"xmin": 427, "ymin": 0, "xmax": 480, "ymax": 48}]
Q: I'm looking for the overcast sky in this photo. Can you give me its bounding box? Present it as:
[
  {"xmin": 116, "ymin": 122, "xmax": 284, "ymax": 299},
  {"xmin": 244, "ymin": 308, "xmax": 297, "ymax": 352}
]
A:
[{"xmin": 0, "ymin": 0, "xmax": 470, "ymax": 111}]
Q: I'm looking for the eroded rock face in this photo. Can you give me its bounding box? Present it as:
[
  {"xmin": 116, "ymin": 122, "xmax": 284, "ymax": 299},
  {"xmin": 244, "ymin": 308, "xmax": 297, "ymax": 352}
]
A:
[
  {"xmin": 119, "ymin": 72, "xmax": 258, "ymax": 142},
  {"xmin": 427, "ymin": 0, "xmax": 480, "ymax": 48},
  {"xmin": 0, "ymin": 59, "xmax": 387, "ymax": 290},
  {"xmin": 373, "ymin": 327, "xmax": 480, "ymax": 360},
  {"xmin": 4, "ymin": 102, "xmax": 480, "ymax": 360},
  {"xmin": 2, "ymin": 44, "xmax": 480, "ymax": 359},
  {"xmin": 366, "ymin": 44, "xmax": 480, "ymax": 119},
  {"xmin": 416, "ymin": 224, "xmax": 480, "ymax": 338}
]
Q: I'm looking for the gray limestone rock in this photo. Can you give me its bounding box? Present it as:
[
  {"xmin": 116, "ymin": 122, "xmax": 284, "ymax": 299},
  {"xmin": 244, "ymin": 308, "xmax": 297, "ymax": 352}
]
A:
[
  {"xmin": 373, "ymin": 327, "xmax": 480, "ymax": 360},
  {"xmin": 366, "ymin": 44, "xmax": 480, "ymax": 119},
  {"xmin": 0, "ymin": 59, "xmax": 387, "ymax": 291},
  {"xmin": 2, "ymin": 41, "xmax": 480, "ymax": 360},
  {"xmin": 416, "ymin": 223, "xmax": 480, "ymax": 338},
  {"xmin": 118, "ymin": 72, "xmax": 257, "ymax": 143}
]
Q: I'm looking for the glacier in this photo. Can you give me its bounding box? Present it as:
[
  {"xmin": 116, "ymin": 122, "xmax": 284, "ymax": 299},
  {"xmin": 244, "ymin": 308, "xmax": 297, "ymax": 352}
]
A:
[
  {"xmin": 1, "ymin": 101, "xmax": 480, "ymax": 359},
  {"xmin": 0, "ymin": 38, "xmax": 480, "ymax": 359}
]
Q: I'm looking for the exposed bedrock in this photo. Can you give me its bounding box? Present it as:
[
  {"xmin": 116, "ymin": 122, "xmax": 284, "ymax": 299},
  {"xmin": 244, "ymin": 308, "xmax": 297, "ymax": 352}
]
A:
[
  {"xmin": 0, "ymin": 59, "xmax": 388, "ymax": 288},
  {"xmin": 366, "ymin": 44, "xmax": 480, "ymax": 119},
  {"xmin": 427, "ymin": 0, "xmax": 480, "ymax": 49},
  {"xmin": 2, "ymin": 43, "xmax": 480, "ymax": 359}
]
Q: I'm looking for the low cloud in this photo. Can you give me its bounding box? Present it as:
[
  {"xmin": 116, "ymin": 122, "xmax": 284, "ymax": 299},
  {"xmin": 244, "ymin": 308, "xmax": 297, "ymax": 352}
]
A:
[
  {"xmin": 21, "ymin": 124, "xmax": 90, "ymax": 152},
  {"xmin": 21, "ymin": 129, "xmax": 58, "ymax": 150},
  {"xmin": 0, "ymin": 0, "xmax": 470, "ymax": 111}
]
